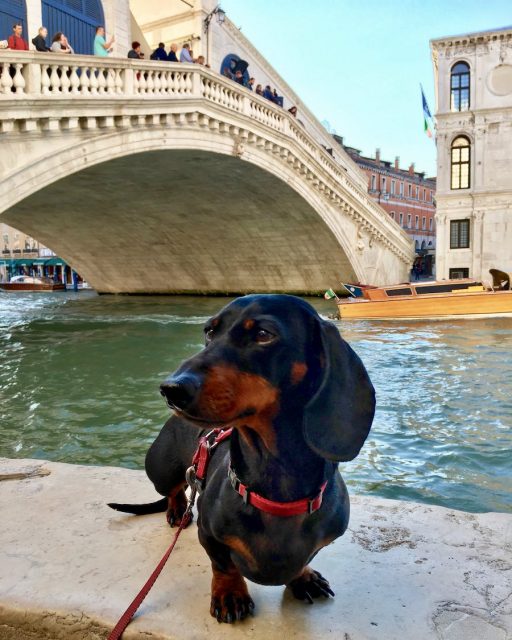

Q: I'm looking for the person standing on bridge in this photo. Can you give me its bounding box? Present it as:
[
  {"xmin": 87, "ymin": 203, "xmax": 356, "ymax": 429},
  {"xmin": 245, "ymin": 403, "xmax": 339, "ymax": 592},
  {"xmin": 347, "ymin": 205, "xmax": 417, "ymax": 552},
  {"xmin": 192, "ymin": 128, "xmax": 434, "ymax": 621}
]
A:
[
  {"xmin": 128, "ymin": 41, "xmax": 142, "ymax": 59},
  {"xmin": 7, "ymin": 23, "xmax": 28, "ymax": 50},
  {"xmin": 167, "ymin": 43, "xmax": 178, "ymax": 62},
  {"xmin": 180, "ymin": 43, "xmax": 194, "ymax": 63},
  {"xmin": 94, "ymin": 26, "xmax": 114, "ymax": 57},
  {"xmin": 32, "ymin": 27, "xmax": 50, "ymax": 52}
]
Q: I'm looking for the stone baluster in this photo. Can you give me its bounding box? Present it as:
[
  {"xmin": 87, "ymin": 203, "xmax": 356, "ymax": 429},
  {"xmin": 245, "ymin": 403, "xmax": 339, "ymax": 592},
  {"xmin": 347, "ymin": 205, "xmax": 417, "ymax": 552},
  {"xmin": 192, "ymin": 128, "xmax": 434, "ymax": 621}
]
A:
[
  {"xmin": 50, "ymin": 65, "xmax": 61, "ymax": 94},
  {"xmin": 146, "ymin": 70, "xmax": 155, "ymax": 94},
  {"xmin": 132, "ymin": 69, "xmax": 139, "ymax": 94},
  {"xmin": 80, "ymin": 67, "xmax": 90, "ymax": 95},
  {"xmin": 105, "ymin": 69, "xmax": 115, "ymax": 94},
  {"xmin": 160, "ymin": 70, "xmax": 168, "ymax": 94},
  {"xmin": 0, "ymin": 62, "xmax": 13, "ymax": 94},
  {"xmin": 41, "ymin": 64, "xmax": 50, "ymax": 95},
  {"xmin": 179, "ymin": 73, "xmax": 188, "ymax": 94},
  {"xmin": 69, "ymin": 66, "xmax": 80, "ymax": 94},
  {"xmin": 153, "ymin": 71, "xmax": 162, "ymax": 95},
  {"xmin": 12, "ymin": 63, "xmax": 25, "ymax": 94},
  {"xmin": 60, "ymin": 66, "xmax": 70, "ymax": 94},
  {"xmin": 89, "ymin": 67, "xmax": 99, "ymax": 95},
  {"xmin": 114, "ymin": 69, "xmax": 123, "ymax": 95},
  {"xmin": 138, "ymin": 71, "xmax": 147, "ymax": 94},
  {"xmin": 97, "ymin": 68, "xmax": 107, "ymax": 94},
  {"xmin": 185, "ymin": 72, "xmax": 192, "ymax": 94},
  {"xmin": 201, "ymin": 78, "xmax": 209, "ymax": 100}
]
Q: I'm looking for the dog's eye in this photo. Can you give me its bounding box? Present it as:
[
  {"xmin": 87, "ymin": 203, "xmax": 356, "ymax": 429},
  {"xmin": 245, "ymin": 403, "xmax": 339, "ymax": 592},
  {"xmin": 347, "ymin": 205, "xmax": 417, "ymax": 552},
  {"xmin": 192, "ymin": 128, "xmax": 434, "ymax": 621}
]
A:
[
  {"xmin": 255, "ymin": 329, "xmax": 275, "ymax": 345},
  {"xmin": 205, "ymin": 329, "xmax": 214, "ymax": 343}
]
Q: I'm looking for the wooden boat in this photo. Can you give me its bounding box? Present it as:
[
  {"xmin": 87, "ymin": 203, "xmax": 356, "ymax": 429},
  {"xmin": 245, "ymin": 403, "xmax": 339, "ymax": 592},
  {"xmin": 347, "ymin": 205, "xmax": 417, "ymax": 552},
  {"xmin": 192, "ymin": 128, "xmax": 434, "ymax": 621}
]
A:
[
  {"xmin": 0, "ymin": 275, "xmax": 66, "ymax": 292},
  {"xmin": 336, "ymin": 272, "xmax": 512, "ymax": 320}
]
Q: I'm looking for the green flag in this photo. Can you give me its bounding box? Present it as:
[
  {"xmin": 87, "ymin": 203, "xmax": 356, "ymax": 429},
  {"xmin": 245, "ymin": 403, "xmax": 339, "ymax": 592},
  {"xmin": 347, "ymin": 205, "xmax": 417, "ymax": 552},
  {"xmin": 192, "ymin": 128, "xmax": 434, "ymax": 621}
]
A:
[{"xmin": 324, "ymin": 288, "xmax": 337, "ymax": 300}]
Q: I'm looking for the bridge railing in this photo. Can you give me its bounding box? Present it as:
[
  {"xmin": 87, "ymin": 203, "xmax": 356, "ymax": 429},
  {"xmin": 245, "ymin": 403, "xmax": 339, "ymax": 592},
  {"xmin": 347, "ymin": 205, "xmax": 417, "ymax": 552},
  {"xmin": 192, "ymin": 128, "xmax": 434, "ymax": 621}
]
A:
[{"xmin": 0, "ymin": 50, "xmax": 412, "ymax": 260}]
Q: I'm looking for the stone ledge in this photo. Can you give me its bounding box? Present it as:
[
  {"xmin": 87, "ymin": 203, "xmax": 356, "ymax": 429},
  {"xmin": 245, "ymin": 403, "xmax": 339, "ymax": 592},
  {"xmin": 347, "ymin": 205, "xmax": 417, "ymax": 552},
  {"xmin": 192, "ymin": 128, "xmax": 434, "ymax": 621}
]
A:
[{"xmin": 0, "ymin": 457, "xmax": 510, "ymax": 640}]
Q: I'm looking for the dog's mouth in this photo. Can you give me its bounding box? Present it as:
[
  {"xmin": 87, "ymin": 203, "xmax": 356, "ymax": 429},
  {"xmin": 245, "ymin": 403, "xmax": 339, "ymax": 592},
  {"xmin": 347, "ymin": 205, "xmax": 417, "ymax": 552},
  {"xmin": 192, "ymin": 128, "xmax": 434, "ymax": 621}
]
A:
[{"xmin": 164, "ymin": 400, "xmax": 255, "ymax": 427}]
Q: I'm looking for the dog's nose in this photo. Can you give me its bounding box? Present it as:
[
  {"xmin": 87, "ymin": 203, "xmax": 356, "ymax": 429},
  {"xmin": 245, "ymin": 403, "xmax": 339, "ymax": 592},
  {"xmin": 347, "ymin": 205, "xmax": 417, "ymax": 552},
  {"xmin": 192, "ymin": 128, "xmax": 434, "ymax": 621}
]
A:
[{"xmin": 160, "ymin": 373, "xmax": 200, "ymax": 410}]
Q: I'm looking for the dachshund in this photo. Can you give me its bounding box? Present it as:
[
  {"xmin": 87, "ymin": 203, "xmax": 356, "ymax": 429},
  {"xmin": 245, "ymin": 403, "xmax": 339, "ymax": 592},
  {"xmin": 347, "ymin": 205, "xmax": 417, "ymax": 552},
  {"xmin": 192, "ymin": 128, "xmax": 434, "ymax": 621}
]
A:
[{"xmin": 109, "ymin": 294, "xmax": 375, "ymax": 623}]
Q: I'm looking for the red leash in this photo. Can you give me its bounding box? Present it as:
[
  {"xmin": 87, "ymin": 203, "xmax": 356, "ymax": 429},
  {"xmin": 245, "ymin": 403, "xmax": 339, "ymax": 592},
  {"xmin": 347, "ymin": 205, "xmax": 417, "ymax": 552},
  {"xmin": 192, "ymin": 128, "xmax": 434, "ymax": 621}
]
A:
[
  {"xmin": 107, "ymin": 510, "xmax": 192, "ymax": 640},
  {"xmin": 108, "ymin": 428, "xmax": 228, "ymax": 640}
]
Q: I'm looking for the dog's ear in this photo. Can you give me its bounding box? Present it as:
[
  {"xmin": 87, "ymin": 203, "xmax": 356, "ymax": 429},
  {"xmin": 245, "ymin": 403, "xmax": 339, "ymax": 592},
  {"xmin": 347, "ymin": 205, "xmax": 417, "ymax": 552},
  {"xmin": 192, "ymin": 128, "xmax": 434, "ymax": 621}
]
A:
[{"xmin": 303, "ymin": 320, "xmax": 375, "ymax": 462}]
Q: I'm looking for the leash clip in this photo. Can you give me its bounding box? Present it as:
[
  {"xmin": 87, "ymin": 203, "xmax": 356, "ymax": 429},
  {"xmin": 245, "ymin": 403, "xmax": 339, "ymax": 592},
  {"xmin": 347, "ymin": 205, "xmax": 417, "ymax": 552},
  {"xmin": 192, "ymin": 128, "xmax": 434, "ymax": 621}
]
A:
[{"xmin": 185, "ymin": 464, "xmax": 203, "ymax": 494}]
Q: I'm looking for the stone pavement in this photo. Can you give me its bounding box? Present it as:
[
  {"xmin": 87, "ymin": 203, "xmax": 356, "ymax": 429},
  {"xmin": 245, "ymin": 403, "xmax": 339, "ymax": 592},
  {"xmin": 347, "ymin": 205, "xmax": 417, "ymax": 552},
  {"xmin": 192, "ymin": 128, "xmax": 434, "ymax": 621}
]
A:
[{"xmin": 0, "ymin": 458, "xmax": 510, "ymax": 640}]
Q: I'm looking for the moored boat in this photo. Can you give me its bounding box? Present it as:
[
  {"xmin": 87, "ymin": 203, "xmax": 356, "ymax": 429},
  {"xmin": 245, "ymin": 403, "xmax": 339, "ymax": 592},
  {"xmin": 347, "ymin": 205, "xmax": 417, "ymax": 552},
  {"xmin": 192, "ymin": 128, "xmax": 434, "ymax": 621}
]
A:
[
  {"xmin": 335, "ymin": 271, "xmax": 512, "ymax": 320},
  {"xmin": 0, "ymin": 275, "xmax": 66, "ymax": 292}
]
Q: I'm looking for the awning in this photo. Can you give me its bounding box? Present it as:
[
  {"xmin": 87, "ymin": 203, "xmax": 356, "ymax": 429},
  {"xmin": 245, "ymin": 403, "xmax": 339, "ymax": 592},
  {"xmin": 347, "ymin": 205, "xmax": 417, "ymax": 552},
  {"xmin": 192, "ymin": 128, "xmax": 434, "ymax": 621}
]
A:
[{"xmin": 0, "ymin": 257, "xmax": 67, "ymax": 267}]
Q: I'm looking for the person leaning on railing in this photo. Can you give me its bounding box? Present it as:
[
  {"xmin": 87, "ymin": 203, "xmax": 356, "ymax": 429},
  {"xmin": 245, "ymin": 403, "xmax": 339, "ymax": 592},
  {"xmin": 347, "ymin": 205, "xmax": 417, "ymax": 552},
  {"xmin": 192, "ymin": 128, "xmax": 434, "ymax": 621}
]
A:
[
  {"xmin": 32, "ymin": 26, "xmax": 50, "ymax": 52},
  {"xmin": 128, "ymin": 41, "xmax": 142, "ymax": 59},
  {"xmin": 7, "ymin": 23, "xmax": 28, "ymax": 50},
  {"xmin": 50, "ymin": 32, "xmax": 74, "ymax": 54}
]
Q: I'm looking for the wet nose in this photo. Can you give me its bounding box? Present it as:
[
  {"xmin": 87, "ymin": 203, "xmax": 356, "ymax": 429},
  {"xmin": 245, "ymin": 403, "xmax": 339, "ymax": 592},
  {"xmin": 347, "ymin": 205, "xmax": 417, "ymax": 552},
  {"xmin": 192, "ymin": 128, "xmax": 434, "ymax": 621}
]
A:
[{"xmin": 160, "ymin": 373, "xmax": 200, "ymax": 411}]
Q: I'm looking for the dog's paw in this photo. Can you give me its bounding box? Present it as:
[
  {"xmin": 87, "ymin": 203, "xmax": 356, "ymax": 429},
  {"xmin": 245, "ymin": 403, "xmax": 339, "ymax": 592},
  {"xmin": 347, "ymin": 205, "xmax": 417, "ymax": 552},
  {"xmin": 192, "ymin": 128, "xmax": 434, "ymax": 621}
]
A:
[
  {"xmin": 287, "ymin": 566, "xmax": 335, "ymax": 604},
  {"xmin": 210, "ymin": 591, "xmax": 255, "ymax": 623}
]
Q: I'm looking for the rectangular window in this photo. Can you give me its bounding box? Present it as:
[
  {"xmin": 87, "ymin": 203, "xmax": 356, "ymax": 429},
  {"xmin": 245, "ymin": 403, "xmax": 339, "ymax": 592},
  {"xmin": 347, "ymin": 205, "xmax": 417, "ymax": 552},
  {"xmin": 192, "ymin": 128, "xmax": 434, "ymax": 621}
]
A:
[
  {"xmin": 400, "ymin": 182, "xmax": 404, "ymax": 196},
  {"xmin": 408, "ymin": 184, "xmax": 412, "ymax": 197},
  {"xmin": 399, "ymin": 212, "xmax": 403, "ymax": 226},
  {"xmin": 416, "ymin": 186, "xmax": 419, "ymax": 199},
  {"xmin": 415, "ymin": 216, "xmax": 419, "ymax": 229},
  {"xmin": 450, "ymin": 219, "xmax": 470, "ymax": 249},
  {"xmin": 423, "ymin": 189, "xmax": 426, "ymax": 201},
  {"xmin": 422, "ymin": 217, "xmax": 426, "ymax": 230},
  {"xmin": 449, "ymin": 268, "xmax": 469, "ymax": 279},
  {"xmin": 390, "ymin": 212, "xmax": 395, "ymax": 220},
  {"xmin": 381, "ymin": 177, "xmax": 386, "ymax": 192},
  {"xmin": 391, "ymin": 180, "xmax": 395, "ymax": 195},
  {"xmin": 371, "ymin": 175, "xmax": 376, "ymax": 190},
  {"xmin": 429, "ymin": 218, "xmax": 433, "ymax": 231},
  {"xmin": 407, "ymin": 214, "xmax": 412, "ymax": 228}
]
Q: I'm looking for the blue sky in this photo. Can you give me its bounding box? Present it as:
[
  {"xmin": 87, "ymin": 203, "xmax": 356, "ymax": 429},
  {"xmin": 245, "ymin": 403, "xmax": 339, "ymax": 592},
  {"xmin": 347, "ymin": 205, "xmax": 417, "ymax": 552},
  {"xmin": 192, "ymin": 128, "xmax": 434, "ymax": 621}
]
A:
[{"xmin": 221, "ymin": 0, "xmax": 511, "ymax": 177}]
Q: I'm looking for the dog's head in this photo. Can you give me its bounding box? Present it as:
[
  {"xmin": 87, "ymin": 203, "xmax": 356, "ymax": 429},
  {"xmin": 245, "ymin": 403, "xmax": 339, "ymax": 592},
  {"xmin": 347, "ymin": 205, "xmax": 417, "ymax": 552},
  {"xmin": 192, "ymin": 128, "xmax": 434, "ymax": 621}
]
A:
[{"xmin": 160, "ymin": 294, "xmax": 375, "ymax": 461}]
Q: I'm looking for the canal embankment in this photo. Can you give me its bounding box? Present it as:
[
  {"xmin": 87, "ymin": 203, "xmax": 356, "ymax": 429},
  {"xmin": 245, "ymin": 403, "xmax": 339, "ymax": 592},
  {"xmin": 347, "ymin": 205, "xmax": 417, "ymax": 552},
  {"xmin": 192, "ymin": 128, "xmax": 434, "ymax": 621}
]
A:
[{"xmin": 1, "ymin": 457, "xmax": 510, "ymax": 640}]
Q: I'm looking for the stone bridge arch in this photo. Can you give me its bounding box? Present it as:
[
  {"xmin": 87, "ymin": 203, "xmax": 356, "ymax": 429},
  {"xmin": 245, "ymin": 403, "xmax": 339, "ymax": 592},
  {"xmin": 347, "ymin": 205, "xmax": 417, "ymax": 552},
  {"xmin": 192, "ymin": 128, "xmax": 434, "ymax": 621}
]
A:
[
  {"xmin": 1, "ymin": 129, "xmax": 363, "ymax": 293},
  {"xmin": 0, "ymin": 53, "xmax": 413, "ymax": 292}
]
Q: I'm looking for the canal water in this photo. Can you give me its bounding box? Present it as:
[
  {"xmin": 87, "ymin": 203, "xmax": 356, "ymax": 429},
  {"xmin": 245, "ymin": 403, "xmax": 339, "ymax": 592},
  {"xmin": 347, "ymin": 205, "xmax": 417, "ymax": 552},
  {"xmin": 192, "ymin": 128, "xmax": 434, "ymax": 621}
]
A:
[{"xmin": 0, "ymin": 291, "xmax": 510, "ymax": 514}]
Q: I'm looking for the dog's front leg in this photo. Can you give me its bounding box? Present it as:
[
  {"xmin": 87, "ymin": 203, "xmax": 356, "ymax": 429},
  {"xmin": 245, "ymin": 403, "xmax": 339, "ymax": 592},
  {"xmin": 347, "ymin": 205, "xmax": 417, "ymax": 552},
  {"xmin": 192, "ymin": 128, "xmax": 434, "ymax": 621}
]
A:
[{"xmin": 199, "ymin": 532, "xmax": 254, "ymax": 623}]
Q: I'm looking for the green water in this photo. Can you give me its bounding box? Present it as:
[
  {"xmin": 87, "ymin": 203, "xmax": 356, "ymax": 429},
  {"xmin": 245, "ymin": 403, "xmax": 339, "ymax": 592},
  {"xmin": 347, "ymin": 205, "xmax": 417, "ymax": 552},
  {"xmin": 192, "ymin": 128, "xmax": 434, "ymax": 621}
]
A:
[{"xmin": 0, "ymin": 291, "xmax": 511, "ymax": 513}]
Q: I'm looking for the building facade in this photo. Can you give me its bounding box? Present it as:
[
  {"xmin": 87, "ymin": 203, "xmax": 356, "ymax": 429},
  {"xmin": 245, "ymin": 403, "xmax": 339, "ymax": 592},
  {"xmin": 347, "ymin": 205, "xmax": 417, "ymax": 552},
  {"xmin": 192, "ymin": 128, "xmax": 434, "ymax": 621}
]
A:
[
  {"xmin": 334, "ymin": 137, "xmax": 436, "ymax": 275},
  {"xmin": 431, "ymin": 27, "xmax": 512, "ymax": 281}
]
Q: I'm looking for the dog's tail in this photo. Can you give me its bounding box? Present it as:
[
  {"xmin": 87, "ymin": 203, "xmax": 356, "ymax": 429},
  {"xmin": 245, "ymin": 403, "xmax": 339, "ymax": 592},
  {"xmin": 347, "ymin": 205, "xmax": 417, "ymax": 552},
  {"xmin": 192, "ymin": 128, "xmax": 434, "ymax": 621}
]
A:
[{"xmin": 107, "ymin": 497, "xmax": 168, "ymax": 515}]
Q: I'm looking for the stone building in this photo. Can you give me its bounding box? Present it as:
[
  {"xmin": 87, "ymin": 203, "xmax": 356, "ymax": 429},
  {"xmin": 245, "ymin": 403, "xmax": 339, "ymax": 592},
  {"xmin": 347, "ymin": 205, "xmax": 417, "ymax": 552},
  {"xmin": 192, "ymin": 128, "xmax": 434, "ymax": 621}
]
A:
[
  {"xmin": 334, "ymin": 136, "xmax": 436, "ymax": 275},
  {"xmin": 431, "ymin": 26, "xmax": 512, "ymax": 281}
]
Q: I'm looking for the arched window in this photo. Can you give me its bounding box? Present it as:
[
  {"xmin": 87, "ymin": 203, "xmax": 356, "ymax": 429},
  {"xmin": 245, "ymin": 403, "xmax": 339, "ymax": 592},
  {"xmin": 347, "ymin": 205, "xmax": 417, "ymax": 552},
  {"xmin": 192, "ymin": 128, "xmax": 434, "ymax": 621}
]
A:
[
  {"xmin": 451, "ymin": 62, "xmax": 470, "ymax": 111},
  {"xmin": 42, "ymin": 0, "xmax": 105, "ymax": 55},
  {"xmin": 421, "ymin": 240, "xmax": 426, "ymax": 250},
  {"xmin": 415, "ymin": 240, "xmax": 419, "ymax": 250},
  {"xmin": 451, "ymin": 136, "xmax": 471, "ymax": 189},
  {"xmin": 0, "ymin": 0, "xmax": 27, "ymax": 37}
]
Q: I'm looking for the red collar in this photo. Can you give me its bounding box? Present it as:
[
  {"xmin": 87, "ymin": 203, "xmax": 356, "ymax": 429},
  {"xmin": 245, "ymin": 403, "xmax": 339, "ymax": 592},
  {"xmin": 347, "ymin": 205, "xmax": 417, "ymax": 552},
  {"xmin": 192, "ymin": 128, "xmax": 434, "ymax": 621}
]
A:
[{"xmin": 189, "ymin": 427, "xmax": 327, "ymax": 518}]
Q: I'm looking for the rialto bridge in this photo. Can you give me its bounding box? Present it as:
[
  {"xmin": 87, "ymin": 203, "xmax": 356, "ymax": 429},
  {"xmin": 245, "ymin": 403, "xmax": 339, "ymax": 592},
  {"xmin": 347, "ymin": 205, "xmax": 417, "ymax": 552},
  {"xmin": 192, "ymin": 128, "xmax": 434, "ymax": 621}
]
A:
[{"xmin": 0, "ymin": 51, "xmax": 414, "ymax": 293}]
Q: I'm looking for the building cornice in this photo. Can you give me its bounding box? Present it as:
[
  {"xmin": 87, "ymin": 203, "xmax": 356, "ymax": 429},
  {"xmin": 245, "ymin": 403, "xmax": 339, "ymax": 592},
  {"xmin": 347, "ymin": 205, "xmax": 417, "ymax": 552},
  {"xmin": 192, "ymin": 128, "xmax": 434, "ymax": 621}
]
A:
[{"xmin": 430, "ymin": 27, "xmax": 512, "ymax": 50}]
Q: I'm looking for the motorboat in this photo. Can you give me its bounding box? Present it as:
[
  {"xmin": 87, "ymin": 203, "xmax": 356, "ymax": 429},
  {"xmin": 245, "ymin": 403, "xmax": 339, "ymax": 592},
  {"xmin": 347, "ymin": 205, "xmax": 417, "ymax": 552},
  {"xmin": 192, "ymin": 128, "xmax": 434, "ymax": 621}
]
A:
[
  {"xmin": 335, "ymin": 270, "xmax": 512, "ymax": 320},
  {"xmin": 0, "ymin": 275, "xmax": 66, "ymax": 292}
]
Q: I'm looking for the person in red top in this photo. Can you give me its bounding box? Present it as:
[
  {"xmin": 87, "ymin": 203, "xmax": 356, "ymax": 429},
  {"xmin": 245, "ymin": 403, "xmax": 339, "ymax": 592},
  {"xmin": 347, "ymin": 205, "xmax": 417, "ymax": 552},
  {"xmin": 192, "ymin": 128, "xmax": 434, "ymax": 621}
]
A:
[{"xmin": 7, "ymin": 23, "xmax": 29, "ymax": 50}]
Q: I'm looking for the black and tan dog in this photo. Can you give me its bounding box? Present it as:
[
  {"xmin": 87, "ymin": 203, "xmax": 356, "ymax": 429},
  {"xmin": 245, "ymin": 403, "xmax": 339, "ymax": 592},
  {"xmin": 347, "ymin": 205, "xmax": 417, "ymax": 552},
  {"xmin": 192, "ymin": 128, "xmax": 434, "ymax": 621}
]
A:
[{"xmin": 109, "ymin": 294, "xmax": 375, "ymax": 623}]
